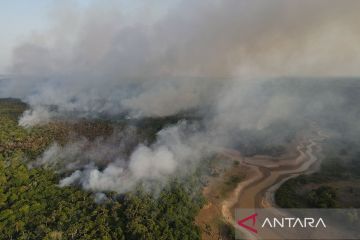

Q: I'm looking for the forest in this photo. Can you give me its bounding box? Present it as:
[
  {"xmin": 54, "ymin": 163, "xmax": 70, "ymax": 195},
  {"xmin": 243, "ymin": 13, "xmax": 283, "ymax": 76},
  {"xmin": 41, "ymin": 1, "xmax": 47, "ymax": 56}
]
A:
[{"xmin": 0, "ymin": 99, "xmax": 204, "ymax": 240}]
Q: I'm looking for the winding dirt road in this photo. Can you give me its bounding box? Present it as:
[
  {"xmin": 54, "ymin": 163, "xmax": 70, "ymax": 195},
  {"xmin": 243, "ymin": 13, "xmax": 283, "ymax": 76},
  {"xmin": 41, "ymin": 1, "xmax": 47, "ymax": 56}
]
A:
[{"xmin": 220, "ymin": 127, "xmax": 327, "ymax": 239}]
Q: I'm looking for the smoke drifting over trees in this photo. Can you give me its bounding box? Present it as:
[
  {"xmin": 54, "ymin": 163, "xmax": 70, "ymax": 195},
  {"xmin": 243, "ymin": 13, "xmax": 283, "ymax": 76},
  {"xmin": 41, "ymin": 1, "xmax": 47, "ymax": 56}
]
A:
[
  {"xmin": 35, "ymin": 122, "xmax": 211, "ymax": 193},
  {"xmin": 1, "ymin": 0, "xmax": 360, "ymax": 193},
  {"xmin": 3, "ymin": 0, "xmax": 360, "ymax": 119}
]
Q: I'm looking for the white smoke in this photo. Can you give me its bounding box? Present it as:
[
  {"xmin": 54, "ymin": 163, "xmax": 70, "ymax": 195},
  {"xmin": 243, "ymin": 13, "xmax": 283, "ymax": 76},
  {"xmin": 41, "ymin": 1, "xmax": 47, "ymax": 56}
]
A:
[
  {"xmin": 1, "ymin": 0, "xmax": 359, "ymax": 125},
  {"xmin": 19, "ymin": 107, "xmax": 53, "ymax": 127},
  {"xmin": 40, "ymin": 122, "xmax": 210, "ymax": 193},
  {"xmin": 129, "ymin": 145, "xmax": 177, "ymax": 180}
]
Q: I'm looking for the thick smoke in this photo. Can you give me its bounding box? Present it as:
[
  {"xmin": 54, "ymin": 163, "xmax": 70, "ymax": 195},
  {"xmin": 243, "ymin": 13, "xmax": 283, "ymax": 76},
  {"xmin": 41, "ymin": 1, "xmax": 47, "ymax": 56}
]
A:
[
  {"xmin": 1, "ymin": 0, "xmax": 360, "ymax": 193},
  {"xmin": 36, "ymin": 122, "xmax": 211, "ymax": 193},
  {"xmin": 2, "ymin": 0, "xmax": 360, "ymax": 123}
]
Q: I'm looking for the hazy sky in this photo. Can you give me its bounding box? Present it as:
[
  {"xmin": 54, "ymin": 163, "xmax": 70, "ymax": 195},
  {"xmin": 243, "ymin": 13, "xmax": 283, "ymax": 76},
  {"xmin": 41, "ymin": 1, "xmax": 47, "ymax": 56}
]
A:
[
  {"xmin": 1, "ymin": 1, "xmax": 59, "ymax": 72},
  {"xmin": 2, "ymin": 0, "xmax": 360, "ymax": 77},
  {"xmin": 0, "ymin": 0, "xmax": 175, "ymax": 73}
]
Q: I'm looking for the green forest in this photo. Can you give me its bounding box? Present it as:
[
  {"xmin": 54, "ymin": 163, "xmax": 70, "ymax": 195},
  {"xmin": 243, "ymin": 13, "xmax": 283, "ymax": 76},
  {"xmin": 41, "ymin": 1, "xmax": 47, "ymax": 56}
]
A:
[{"xmin": 0, "ymin": 99, "xmax": 204, "ymax": 240}]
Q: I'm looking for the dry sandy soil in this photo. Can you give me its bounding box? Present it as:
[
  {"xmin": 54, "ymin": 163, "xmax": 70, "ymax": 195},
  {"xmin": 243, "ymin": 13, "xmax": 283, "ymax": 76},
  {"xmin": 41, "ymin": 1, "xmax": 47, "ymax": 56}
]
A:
[{"xmin": 196, "ymin": 126, "xmax": 326, "ymax": 240}]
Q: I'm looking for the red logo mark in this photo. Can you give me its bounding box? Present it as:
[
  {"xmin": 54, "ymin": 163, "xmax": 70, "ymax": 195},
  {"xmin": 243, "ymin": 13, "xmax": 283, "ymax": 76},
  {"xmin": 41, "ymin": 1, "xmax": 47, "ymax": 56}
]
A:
[{"xmin": 237, "ymin": 213, "xmax": 258, "ymax": 234}]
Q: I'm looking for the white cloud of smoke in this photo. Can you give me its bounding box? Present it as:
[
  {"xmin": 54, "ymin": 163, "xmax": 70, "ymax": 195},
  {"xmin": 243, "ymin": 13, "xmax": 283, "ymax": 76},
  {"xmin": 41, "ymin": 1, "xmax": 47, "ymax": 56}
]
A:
[
  {"xmin": 37, "ymin": 122, "xmax": 211, "ymax": 193},
  {"xmin": 1, "ymin": 0, "xmax": 360, "ymax": 124}
]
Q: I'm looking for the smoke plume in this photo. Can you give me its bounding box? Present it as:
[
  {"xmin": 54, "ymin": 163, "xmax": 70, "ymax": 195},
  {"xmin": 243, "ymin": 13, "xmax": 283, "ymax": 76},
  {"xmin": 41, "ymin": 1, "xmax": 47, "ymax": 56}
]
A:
[
  {"xmin": 36, "ymin": 122, "xmax": 211, "ymax": 193},
  {"xmin": 1, "ymin": 0, "xmax": 360, "ymax": 123}
]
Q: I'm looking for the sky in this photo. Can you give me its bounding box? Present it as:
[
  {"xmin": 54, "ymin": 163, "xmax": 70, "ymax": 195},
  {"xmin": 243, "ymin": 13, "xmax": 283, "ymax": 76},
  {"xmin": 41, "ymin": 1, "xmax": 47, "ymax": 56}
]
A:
[
  {"xmin": 2, "ymin": 0, "xmax": 360, "ymax": 77},
  {"xmin": 0, "ymin": 0, "xmax": 175, "ymax": 73},
  {"xmin": 0, "ymin": 1, "xmax": 52, "ymax": 72}
]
